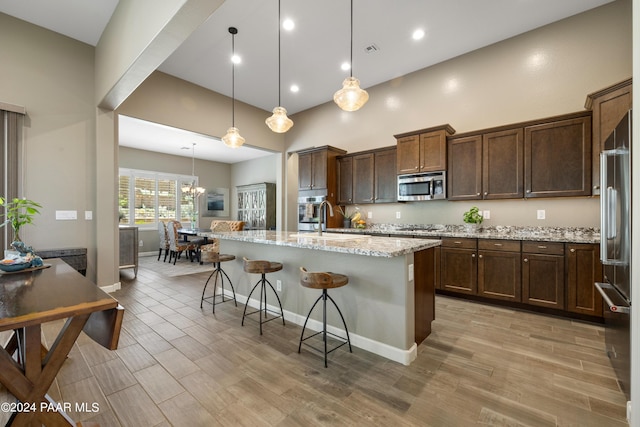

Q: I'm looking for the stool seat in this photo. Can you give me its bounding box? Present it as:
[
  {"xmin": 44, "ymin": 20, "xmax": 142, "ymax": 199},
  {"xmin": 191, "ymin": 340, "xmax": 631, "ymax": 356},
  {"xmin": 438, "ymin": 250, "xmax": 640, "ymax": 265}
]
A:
[
  {"xmin": 241, "ymin": 257, "xmax": 285, "ymax": 334},
  {"xmin": 300, "ymin": 270, "xmax": 348, "ymax": 290},
  {"xmin": 243, "ymin": 259, "xmax": 283, "ymax": 274},
  {"xmin": 202, "ymin": 253, "xmax": 236, "ymax": 264}
]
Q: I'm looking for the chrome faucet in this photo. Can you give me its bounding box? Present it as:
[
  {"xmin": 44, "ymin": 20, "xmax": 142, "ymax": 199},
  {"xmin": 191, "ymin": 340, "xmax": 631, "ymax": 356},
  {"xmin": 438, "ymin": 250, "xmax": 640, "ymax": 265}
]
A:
[{"xmin": 317, "ymin": 200, "xmax": 334, "ymax": 236}]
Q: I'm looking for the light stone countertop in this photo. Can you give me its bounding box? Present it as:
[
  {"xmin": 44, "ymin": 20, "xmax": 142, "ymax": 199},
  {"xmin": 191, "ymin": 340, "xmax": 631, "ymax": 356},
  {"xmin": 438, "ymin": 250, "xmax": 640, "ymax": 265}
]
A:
[
  {"xmin": 198, "ymin": 230, "xmax": 441, "ymax": 258},
  {"xmin": 330, "ymin": 224, "xmax": 600, "ymax": 244}
]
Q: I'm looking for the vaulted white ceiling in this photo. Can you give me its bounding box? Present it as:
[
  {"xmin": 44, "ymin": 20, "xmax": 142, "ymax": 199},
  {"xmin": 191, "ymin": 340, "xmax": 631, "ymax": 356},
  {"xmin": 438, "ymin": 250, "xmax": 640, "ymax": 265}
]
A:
[{"xmin": 0, "ymin": 0, "xmax": 615, "ymax": 162}]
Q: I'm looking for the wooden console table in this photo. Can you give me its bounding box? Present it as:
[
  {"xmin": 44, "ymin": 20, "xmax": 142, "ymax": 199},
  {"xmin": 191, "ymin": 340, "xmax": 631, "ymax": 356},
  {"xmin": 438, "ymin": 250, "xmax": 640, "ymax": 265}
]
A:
[{"xmin": 0, "ymin": 259, "xmax": 121, "ymax": 426}]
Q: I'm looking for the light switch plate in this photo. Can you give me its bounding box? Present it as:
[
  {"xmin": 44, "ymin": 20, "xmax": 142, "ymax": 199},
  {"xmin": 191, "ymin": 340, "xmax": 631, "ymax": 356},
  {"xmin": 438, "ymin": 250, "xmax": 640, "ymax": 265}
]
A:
[
  {"xmin": 408, "ymin": 264, "xmax": 414, "ymax": 281},
  {"xmin": 482, "ymin": 210, "xmax": 490, "ymax": 219},
  {"xmin": 367, "ymin": 211, "xmax": 373, "ymax": 219},
  {"xmin": 396, "ymin": 211, "xmax": 401, "ymax": 219},
  {"xmin": 537, "ymin": 209, "xmax": 546, "ymax": 220},
  {"xmin": 85, "ymin": 211, "xmax": 93, "ymax": 220},
  {"xmin": 55, "ymin": 210, "xmax": 77, "ymax": 220}
]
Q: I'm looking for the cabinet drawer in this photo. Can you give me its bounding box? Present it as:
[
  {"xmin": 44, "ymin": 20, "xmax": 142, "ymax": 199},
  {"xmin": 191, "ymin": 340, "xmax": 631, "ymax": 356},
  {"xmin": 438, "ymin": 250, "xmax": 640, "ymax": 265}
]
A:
[
  {"xmin": 522, "ymin": 241, "xmax": 564, "ymax": 255},
  {"xmin": 478, "ymin": 239, "xmax": 520, "ymax": 252},
  {"xmin": 441, "ymin": 237, "xmax": 477, "ymax": 249}
]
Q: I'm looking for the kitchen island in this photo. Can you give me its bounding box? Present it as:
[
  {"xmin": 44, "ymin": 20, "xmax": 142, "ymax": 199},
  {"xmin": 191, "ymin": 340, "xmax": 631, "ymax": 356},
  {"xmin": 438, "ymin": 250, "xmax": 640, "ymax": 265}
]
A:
[{"xmin": 198, "ymin": 230, "xmax": 441, "ymax": 365}]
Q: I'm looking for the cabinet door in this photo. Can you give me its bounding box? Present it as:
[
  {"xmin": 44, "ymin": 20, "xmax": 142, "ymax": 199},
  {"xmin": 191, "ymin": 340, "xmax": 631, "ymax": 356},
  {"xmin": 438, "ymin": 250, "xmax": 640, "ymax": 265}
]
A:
[
  {"xmin": 298, "ymin": 152, "xmax": 313, "ymax": 190},
  {"xmin": 353, "ymin": 153, "xmax": 374, "ymax": 204},
  {"xmin": 566, "ymin": 243, "xmax": 603, "ymax": 317},
  {"xmin": 420, "ymin": 131, "xmax": 447, "ymax": 172},
  {"xmin": 483, "ymin": 128, "xmax": 523, "ymax": 199},
  {"xmin": 522, "ymin": 253, "xmax": 565, "ymax": 309},
  {"xmin": 447, "ymin": 135, "xmax": 482, "ymax": 200},
  {"xmin": 588, "ymin": 80, "xmax": 632, "ymax": 194},
  {"xmin": 311, "ymin": 150, "xmax": 328, "ymax": 189},
  {"xmin": 524, "ymin": 115, "xmax": 592, "ymax": 198},
  {"xmin": 337, "ymin": 156, "xmax": 353, "ymax": 205},
  {"xmin": 441, "ymin": 247, "xmax": 477, "ymax": 294},
  {"xmin": 374, "ymin": 148, "xmax": 397, "ymax": 203},
  {"xmin": 396, "ymin": 135, "xmax": 420, "ymax": 174},
  {"xmin": 477, "ymin": 240, "xmax": 521, "ymax": 302}
]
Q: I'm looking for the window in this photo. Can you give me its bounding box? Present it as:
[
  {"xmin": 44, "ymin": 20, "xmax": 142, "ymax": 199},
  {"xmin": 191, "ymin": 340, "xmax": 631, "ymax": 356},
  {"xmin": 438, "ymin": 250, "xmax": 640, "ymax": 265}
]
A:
[{"xmin": 118, "ymin": 168, "xmax": 199, "ymax": 229}]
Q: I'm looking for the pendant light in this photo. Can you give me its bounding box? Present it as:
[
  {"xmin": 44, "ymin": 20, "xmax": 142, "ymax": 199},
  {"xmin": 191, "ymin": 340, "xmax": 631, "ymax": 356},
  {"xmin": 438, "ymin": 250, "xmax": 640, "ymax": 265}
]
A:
[
  {"xmin": 222, "ymin": 27, "xmax": 246, "ymax": 148},
  {"xmin": 333, "ymin": 0, "xmax": 368, "ymax": 112},
  {"xmin": 266, "ymin": 0, "xmax": 293, "ymax": 133}
]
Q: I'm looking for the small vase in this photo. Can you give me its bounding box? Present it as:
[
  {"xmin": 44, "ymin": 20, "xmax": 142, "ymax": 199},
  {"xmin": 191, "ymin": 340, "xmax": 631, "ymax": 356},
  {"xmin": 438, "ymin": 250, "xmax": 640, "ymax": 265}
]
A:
[{"xmin": 343, "ymin": 219, "xmax": 351, "ymax": 229}]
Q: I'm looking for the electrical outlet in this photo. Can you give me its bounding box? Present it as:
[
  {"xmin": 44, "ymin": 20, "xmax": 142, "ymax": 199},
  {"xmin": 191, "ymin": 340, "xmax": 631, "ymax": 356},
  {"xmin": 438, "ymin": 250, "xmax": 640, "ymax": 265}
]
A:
[
  {"xmin": 396, "ymin": 211, "xmax": 401, "ymax": 219},
  {"xmin": 482, "ymin": 210, "xmax": 490, "ymax": 220},
  {"xmin": 537, "ymin": 209, "xmax": 546, "ymax": 220},
  {"xmin": 276, "ymin": 280, "xmax": 282, "ymax": 291},
  {"xmin": 84, "ymin": 211, "xmax": 93, "ymax": 220},
  {"xmin": 367, "ymin": 211, "xmax": 373, "ymax": 219},
  {"xmin": 139, "ymin": 240, "xmax": 144, "ymax": 247}
]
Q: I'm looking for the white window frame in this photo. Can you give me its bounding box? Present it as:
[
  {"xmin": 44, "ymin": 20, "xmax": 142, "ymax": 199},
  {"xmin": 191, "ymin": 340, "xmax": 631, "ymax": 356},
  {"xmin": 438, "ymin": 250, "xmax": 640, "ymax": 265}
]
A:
[{"xmin": 118, "ymin": 167, "xmax": 200, "ymax": 230}]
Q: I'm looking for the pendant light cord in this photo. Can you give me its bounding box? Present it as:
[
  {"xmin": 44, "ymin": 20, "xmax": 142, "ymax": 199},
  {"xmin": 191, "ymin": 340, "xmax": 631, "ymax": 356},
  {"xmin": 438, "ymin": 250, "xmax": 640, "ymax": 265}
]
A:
[
  {"xmin": 231, "ymin": 30, "xmax": 236, "ymax": 126},
  {"xmin": 278, "ymin": 0, "xmax": 282, "ymax": 106},
  {"xmin": 349, "ymin": 0, "xmax": 353, "ymax": 78}
]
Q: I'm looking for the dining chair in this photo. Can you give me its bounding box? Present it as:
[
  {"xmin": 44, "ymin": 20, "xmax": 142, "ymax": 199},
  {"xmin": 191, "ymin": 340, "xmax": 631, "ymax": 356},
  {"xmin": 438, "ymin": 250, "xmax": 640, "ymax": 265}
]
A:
[
  {"xmin": 157, "ymin": 221, "xmax": 170, "ymax": 262},
  {"xmin": 167, "ymin": 220, "xmax": 196, "ymax": 264}
]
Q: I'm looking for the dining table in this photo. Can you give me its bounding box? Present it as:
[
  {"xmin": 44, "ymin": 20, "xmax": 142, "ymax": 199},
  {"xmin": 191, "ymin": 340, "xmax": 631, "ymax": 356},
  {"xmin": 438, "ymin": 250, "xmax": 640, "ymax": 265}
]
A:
[{"xmin": 0, "ymin": 258, "xmax": 122, "ymax": 426}]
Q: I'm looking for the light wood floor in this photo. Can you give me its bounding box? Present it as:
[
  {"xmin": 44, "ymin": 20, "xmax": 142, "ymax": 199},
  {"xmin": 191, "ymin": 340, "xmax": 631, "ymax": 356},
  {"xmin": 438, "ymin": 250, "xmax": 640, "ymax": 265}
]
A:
[{"xmin": 1, "ymin": 255, "xmax": 629, "ymax": 426}]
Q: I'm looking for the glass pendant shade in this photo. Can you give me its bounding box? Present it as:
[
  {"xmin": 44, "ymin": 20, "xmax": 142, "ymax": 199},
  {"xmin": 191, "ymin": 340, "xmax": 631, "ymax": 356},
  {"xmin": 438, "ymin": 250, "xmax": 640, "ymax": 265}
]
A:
[
  {"xmin": 266, "ymin": 106, "xmax": 293, "ymax": 133},
  {"xmin": 334, "ymin": 76, "xmax": 369, "ymax": 112},
  {"xmin": 222, "ymin": 126, "xmax": 245, "ymax": 148}
]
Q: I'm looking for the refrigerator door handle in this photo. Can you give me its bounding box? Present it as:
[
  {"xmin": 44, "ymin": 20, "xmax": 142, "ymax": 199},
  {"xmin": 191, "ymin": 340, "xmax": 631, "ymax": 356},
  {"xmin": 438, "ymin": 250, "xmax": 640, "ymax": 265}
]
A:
[
  {"xmin": 600, "ymin": 149, "xmax": 624, "ymax": 264},
  {"xmin": 595, "ymin": 282, "xmax": 630, "ymax": 314}
]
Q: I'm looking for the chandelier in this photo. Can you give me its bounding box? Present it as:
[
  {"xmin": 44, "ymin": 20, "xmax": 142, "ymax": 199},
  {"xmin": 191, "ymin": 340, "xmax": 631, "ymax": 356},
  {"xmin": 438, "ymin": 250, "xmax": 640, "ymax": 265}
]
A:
[{"xmin": 182, "ymin": 142, "xmax": 205, "ymax": 197}]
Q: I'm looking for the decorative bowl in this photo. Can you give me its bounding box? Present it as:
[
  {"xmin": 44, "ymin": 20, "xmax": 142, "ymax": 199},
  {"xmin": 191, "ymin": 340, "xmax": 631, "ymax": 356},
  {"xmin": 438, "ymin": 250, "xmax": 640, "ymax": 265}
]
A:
[{"xmin": 0, "ymin": 260, "xmax": 32, "ymax": 272}]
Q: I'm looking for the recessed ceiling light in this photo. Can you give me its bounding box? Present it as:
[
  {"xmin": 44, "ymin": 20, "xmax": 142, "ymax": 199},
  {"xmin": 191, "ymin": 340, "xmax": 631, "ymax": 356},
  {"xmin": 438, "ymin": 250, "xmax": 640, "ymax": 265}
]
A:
[
  {"xmin": 290, "ymin": 84, "xmax": 299, "ymax": 93},
  {"xmin": 412, "ymin": 29, "xmax": 425, "ymax": 40},
  {"xmin": 341, "ymin": 62, "xmax": 351, "ymax": 71},
  {"xmin": 231, "ymin": 54, "xmax": 241, "ymax": 64},
  {"xmin": 283, "ymin": 18, "xmax": 294, "ymax": 31}
]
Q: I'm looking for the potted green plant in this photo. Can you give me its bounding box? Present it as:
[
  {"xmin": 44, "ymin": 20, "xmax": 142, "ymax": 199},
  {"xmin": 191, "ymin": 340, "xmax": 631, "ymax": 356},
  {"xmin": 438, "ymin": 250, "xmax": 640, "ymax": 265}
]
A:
[
  {"xmin": 462, "ymin": 206, "xmax": 483, "ymax": 232},
  {"xmin": 0, "ymin": 197, "xmax": 42, "ymax": 243}
]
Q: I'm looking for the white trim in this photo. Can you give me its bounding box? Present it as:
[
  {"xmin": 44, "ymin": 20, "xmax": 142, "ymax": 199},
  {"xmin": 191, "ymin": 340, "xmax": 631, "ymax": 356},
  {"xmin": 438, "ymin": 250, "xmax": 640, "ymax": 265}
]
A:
[
  {"xmin": 235, "ymin": 291, "xmax": 418, "ymax": 365},
  {"xmin": 100, "ymin": 281, "xmax": 122, "ymax": 293}
]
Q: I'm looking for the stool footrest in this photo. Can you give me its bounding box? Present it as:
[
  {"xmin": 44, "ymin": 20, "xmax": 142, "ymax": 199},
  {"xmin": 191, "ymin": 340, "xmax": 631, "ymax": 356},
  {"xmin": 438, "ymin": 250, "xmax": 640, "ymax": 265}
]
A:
[{"xmin": 300, "ymin": 330, "xmax": 350, "ymax": 356}]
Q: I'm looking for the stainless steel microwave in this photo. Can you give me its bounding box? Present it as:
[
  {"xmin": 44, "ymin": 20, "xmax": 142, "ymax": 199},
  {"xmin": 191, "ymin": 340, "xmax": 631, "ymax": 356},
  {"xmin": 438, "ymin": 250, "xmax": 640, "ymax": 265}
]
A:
[{"xmin": 397, "ymin": 171, "xmax": 446, "ymax": 201}]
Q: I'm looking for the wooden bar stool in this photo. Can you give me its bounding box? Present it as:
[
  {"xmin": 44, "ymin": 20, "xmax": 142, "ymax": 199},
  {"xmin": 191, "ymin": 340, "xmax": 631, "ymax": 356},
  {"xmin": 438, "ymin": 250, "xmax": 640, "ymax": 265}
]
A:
[
  {"xmin": 200, "ymin": 250, "xmax": 237, "ymax": 313},
  {"xmin": 298, "ymin": 267, "xmax": 352, "ymax": 367},
  {"xmin": 241, "ymin": 257, "xmax": 286, "ymax": 334}
]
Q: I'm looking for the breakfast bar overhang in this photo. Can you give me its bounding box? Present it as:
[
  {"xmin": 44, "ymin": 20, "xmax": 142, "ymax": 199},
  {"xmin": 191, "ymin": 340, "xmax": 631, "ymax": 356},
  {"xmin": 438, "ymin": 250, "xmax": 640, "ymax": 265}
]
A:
[{"xmin": 199, "ymin": 230, "xmax": 440, "ymax": 365}]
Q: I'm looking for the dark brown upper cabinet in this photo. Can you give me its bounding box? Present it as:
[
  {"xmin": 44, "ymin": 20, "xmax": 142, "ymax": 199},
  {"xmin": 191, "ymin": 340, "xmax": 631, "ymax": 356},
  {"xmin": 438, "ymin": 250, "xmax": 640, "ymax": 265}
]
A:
[
  {"xmin": 447, "ymin": 135, "xmax": 482, "ymax": 200},
  {"xmin": 337, "ymin": 147, "xmax": 397, "ymax": 205},
  {"xmin": 395, "ymin": 124, "xmax": 455, "ymax": 174},
  {"xmin": 585, "ymin": 78, "xmax": 632, "ymax": 195},
  {"xmin": 297, "ymin": 146, "xmax": 346, "ymax": 194},
  {"xmin": 483, "ymin": 128, "xmax": 524, "ymax": 199},
  {"xmin": 337, "ymin": 156, "xmax": 353, "ymax": 205},
  {"xmin": 524, "ymin": 112, "xmax": 592, "ymax": 198}
]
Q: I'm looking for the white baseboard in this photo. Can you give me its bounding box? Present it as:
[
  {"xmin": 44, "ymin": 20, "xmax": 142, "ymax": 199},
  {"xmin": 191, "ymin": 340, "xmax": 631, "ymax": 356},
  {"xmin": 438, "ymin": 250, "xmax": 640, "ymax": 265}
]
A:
[
  {"xmin": 100, "ymin": 281, "xmax": 121, "ymax": 293},
  {"xmin": 235, "ymin": 290, "xmax": 417, "ymax": 365}
]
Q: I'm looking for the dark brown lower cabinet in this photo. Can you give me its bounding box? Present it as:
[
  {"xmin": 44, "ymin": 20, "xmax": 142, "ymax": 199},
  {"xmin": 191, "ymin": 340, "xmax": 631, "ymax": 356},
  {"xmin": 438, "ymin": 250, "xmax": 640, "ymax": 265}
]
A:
[
  {"xmin": 440, "ymin": 238, "xmax": 477, "ymax": 295},
  {"xmin": 521, "ymin": 241, "xmax": 565, "ymax": 309},
  {"xmin": 566, "ymin": 243, "xmax": 603, "ymax": 316},
  {"xmin": 478, "ymin": 240, "xmax": 521, "ymax": 302}
]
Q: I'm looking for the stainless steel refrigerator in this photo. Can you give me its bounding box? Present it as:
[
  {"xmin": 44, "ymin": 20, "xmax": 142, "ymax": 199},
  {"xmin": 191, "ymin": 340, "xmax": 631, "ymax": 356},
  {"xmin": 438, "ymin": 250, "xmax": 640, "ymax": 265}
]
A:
[{"xmin": 595, "ymin": 109, "xmax": 632, "ymax": 400}]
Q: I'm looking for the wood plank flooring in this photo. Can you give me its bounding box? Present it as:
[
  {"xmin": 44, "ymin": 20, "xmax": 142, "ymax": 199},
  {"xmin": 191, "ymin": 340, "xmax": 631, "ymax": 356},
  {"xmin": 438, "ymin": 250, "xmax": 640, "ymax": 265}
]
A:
[{"xmin": 0, "ymin": 255, "xmax": 628, "ymax": 426}]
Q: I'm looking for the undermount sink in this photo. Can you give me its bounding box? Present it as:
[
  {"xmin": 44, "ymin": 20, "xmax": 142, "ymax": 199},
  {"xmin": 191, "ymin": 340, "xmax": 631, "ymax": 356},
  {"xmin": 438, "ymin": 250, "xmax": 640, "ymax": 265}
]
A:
[{"xmin": 289, "ymin": 233, "xmax": 368, "ymax": 241}]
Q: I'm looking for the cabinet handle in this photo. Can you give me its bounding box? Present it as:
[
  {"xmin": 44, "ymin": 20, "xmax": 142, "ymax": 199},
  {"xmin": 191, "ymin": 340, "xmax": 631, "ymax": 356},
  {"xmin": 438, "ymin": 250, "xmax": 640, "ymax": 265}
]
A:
[
  {"xmin": 471, "ymin": 253, "xmax": 476, "ymax": 258},
  {"xmin": 526, "ymin": 190, "xmax": 531, "ymax": 193},
  {"xmin": 537, "ymin": 245, "xmax": 547, "ymax": 249},
  {"xmin": 494, "ymin": 243, "xmax": 503, "ymax": 247},
  {"xmin": 570, "ymin": 248, "xmax": 575, "ymax": 253},
  {"xmin": 478, "ymin": 254, "xmax": 483, "ymax": 258},
  {"xmin": 593, "ymin": 185, "xmax": 600, "ymax": 190},
  {"xmin": 454, "ymin": 241, "xmax": 462, "ymax": 245},
  {"xmin": 484, "ymin": 192, "xmax": 488, "ymax": 196},
  {"xmin": 523, "ymin": 258, "xmax": 528, "ymax": 263},
  {"xmin": 476, "ymin": 193, "xmax": 481, "ymax": 196}
]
